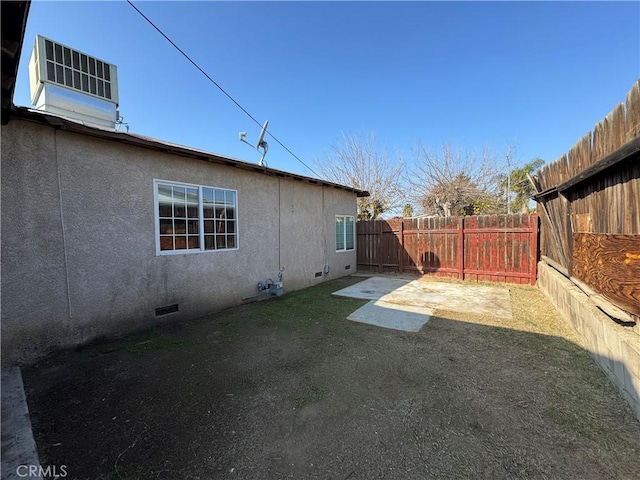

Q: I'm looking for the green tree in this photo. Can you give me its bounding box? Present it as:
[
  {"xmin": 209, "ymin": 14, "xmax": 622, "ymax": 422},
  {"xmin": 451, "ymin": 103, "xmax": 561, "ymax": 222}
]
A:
[
  {"xmin": 402, "ymin": 203, "xmax": 414, "ymax": 218},
  {"xmin": 358, "ymin": 199, "xmax": 385, "ymax": 221},
  {"xmin": 500, "ymin": 158, "xmax": 545, "ymax": 213}
]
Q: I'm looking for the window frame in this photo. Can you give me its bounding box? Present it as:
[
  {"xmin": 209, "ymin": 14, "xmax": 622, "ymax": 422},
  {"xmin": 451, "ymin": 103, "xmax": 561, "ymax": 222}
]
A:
[
  {"xmin": 335, "ymin": 214, "xmax": 355, "ymax": 253},
  {"xmin": 154, "ymin": 179, "xmax": 239, "ymax": 256}
]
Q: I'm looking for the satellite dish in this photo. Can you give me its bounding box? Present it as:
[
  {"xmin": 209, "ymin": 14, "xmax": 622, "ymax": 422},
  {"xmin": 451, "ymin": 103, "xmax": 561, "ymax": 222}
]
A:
[
  {"xmin": 256, "ymin": 120, "xmax": 269, "ymax": 149},
  {"xmin": 238, "ymin": 119, "xmax": 270, "ymax": 167}
]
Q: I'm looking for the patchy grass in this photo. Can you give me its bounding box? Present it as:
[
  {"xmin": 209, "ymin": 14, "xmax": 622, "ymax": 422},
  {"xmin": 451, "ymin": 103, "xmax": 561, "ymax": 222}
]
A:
[
  {"xmin": 92, "ymin": 276, "xmax": 367, "ymax": 355},
  {"xmin": 543, "ymin": 406, "xmax": 631, "ymax": 451},
  {"xmin": 293, "ymin": 385, "xmax": 324, "ymax": 409},
  {"xmin": 190, "ymin": 276, "xmax": 369, "ymax": 338},
  {"xmin": 431, "ymin": 279, "xmax": 640, "ymax": 463},
  {"xmin": 95, "ymin": 332, "xmax": 190, "ymax": 356},
  {"xmin": 24, "ymin": 275, "xmax": 640, "ymax": 480},
  {"xmin": 244, "ymin": 278, "xmax": 369, "ymax": 333}
]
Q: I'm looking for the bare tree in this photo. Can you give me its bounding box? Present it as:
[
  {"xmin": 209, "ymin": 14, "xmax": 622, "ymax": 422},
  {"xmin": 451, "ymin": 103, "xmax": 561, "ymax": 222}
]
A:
[
  {"xmin": 407, "ymin": 143, "xmax": 503, "ymax": 217},
  {"xmin": 315, "ymin": 133, "xmax": 405, "ymax": 219}
]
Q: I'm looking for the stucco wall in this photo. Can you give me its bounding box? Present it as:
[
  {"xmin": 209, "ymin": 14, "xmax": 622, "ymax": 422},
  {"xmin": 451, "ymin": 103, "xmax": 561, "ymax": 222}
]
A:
[
  {"xmin": 537, "ymin": 262, "xmax": 640, "ymax": 421},
  {"xmin": 1, "ymin": 119, "xmax": 358, "ymax": 365}
]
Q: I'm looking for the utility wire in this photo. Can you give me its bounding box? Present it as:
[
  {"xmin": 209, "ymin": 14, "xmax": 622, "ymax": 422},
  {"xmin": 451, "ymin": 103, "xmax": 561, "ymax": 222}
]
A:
[{"xmin": 126, "ymin": 0, "xmax": 319, "ymax": 177}]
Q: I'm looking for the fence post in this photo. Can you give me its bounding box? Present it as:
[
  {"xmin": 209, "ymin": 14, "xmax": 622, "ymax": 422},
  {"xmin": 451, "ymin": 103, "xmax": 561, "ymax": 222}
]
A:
[
  {"xmin": 530, "ymin": 214, "xmax": 539, "ymax": 285},
  {"xmin": 565, "ymin": 196, "xmax": 574, "ymax": 278},
  {"xmin": 377, "ymin": 220, "xmax": 383, "ymax": 273},
  {"xmin": 399, "ymin": 220, "xmax": 404, "ymax": 274},
  {"xmin": 458, "ymin": 216, "xmax": 465, "ymax": 281}
]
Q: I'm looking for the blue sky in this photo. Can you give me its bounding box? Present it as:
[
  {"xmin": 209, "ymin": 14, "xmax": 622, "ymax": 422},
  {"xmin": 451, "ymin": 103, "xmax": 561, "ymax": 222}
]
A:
[{"xmin": 14, "ymin": 1, "xmax": 640, "ymax": 178}]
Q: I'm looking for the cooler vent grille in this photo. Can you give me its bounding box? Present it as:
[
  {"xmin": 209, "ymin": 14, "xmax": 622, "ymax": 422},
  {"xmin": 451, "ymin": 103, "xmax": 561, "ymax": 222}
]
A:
[{"xmin": 42, "ymin": 38, "xmax": 113, "ymax": 100}]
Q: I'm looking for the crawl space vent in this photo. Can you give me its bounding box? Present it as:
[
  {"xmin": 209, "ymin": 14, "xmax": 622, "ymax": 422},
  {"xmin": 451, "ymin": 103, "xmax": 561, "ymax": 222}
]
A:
[{"xmin": 155, "ymin": 304, "xmax": 178, "ymax": 317}]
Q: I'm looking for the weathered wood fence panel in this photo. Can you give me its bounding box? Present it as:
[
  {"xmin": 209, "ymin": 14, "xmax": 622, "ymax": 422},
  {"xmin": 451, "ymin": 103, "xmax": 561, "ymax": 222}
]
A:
[
  {"xmin": 356, "ymin": 213, "xmax": 539, "ymax": 285},
  {"xmin": 534, "ymin": 79, "xmax": 640, "ymax": 319},
  {"xmin": 401, "ymin": 216, "xmax": 460, "ymax": 277}
]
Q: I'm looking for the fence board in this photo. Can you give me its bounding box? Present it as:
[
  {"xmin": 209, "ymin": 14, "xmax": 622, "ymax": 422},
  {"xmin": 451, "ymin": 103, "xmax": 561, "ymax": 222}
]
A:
[
  {"xmin": 568, "ymin": 132, "xmax": 592, "ymax": 177},
  {"xmin": 357, "ymin": 214, "xmax": 539, "ymax": 285},
  {"xmin": 592, "ymin": 104, "xmax": 626, "ymax": 164},
  {"xmin": 626, "ymin": 80, "xmax": 640, "ymax": 142}
]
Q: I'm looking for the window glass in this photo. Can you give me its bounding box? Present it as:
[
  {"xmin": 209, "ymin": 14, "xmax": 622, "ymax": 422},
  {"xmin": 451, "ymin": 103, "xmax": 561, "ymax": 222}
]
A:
[
  {"xmin": 188, "ymin": 236, "xmax": 199, "ymax": 249},
  {"xmin": 203, "ymin": 188, "xmax": 214, "ymax": 204},
  {"xmin": 345, "ymin": 217, "xmax": 355, "ymax": 250},
  {"xmin": 174, "ymin": 219, "xmax": 186, "ymax": 234},
  {"xmin": 156, "ymin": 181, "xmax": 238, "ymax": 254},
  {"xmin": 336, "ymin": 215, "xmax": 355, "ymax": 252},
  {"xmin": 336, "ymin": 217, "xmax": 345, "ymax": 251},
  {"xmin": 175, "ymin": 236, "xmax": 187, "ymax": 250},
  {"xmin": 173, "ymin": 187, "xmax": 186, "ymax": 218},
  {"xmin": 158, "ymin": 184, "xmax": 172, "ymax": 217},
  {"xmin": 187, "ymin": 188, "xmax": 198, "ymax": 218}
]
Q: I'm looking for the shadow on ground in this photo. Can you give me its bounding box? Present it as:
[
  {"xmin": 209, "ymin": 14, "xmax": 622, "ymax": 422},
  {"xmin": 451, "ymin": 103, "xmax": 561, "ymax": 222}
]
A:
[{"xmin": 22, "ymin": 276, "xmax": 640, "ymax": 480}]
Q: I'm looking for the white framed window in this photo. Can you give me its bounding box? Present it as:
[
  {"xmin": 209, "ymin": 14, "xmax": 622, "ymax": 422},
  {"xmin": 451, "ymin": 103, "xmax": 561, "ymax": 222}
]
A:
[
  {"xmin": 154, "ymin": 180, "xmax": 238, "ymax": 255},
  {"xmin": 335, "ymin": 215, "xmax": 355, "ymax": 252}
]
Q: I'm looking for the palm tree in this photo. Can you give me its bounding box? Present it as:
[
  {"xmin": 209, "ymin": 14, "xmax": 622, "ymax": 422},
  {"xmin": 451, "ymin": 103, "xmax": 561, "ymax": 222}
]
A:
[
  {"xmin": 501, "ymin": 158, "xmax": 545, "ymax": 213},
  {"xmin": 402, "ymin": 203, "xmax": 414, "ymax": 218}
]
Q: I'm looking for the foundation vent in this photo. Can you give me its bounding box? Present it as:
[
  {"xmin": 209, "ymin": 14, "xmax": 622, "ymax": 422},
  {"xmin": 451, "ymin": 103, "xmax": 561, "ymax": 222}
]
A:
[{"xmin": 155, "ymin": 304, "xmax": 178, "ymax": 317}]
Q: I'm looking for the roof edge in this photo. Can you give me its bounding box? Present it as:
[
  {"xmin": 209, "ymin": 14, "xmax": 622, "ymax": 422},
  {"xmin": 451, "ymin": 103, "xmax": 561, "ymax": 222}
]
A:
[
  {"xmin": 1, "ymin": 1, "xmax": 31, "ymax": 125},
  {"xmin": 8, "ymin": 106, "xmax": 370, "ymax": 198}
]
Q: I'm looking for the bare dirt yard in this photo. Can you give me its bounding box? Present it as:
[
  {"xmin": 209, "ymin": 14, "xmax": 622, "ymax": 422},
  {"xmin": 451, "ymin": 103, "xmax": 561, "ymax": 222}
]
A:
[{"xmin": 23, "ymin": 275, "xmax": 640, "ymax": 479}]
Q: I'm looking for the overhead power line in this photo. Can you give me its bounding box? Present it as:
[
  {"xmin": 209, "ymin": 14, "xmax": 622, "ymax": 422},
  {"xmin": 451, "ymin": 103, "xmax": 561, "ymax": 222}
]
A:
[{"xmin": 126, "ymin": 0, "xmax": 319, "ymax": 177}]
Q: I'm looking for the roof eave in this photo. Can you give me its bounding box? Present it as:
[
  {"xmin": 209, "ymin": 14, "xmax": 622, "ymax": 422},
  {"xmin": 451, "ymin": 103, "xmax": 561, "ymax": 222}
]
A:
[
  {"xmin": 1, "ymin": 1, "xmax": 31, "ymax": 125},
  {"xmin": 9, "ymin": 106, "xmax": 370, "ymax": 197}
]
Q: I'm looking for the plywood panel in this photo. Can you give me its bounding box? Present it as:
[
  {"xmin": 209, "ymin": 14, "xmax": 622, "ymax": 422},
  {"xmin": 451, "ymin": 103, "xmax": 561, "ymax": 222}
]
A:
[{"xmin": 573, "ymin": 233, "xmax": 640, "ymax": 316}]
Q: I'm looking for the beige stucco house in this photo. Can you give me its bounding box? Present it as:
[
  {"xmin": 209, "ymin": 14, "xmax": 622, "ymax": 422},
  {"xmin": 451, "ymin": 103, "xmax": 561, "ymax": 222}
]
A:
[
  {"xmin": 1, "ymin": 110, "xmax": 365, "ymax": 365},
  {"xmin": 1, "ymin": 7, "xmax": 366, "ymax": 365}
]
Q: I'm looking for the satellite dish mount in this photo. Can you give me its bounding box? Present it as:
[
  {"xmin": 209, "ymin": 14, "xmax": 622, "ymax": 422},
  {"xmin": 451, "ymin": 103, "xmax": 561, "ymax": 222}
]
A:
[{"xmin": 239, "ymin": 120, "xmax": 269, "ymax": 166}]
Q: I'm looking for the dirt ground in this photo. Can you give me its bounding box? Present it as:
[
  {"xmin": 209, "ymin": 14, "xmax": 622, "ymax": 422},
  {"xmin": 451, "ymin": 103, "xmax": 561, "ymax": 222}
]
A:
[{"xmin": 23, "ymin": 276, "xmax": 640, "ymax": 479}]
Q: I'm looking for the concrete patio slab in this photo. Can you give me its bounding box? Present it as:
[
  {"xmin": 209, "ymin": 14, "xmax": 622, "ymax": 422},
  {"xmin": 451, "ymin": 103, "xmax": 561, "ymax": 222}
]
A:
[
  {"xmin": 332, "ymin": 276, "xmax": 412, "ymax": 300},
  {"xmin": 347, "ymin": 299, "xmax": 433, "ymax": 332},
  {"xmin": 333, "ymin": 276, "xmax": 512, "ymax": 331}
]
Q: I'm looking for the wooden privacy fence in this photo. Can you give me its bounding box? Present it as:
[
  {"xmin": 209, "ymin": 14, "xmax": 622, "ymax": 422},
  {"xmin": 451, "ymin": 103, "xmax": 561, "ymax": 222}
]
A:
[
  {"xmin": 533, "ymin": 79, "xmax": 640, "ymax": 318},
  {"xmin": 357, "ymin": 213, "xmax": 539, "ymax": 285}
]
